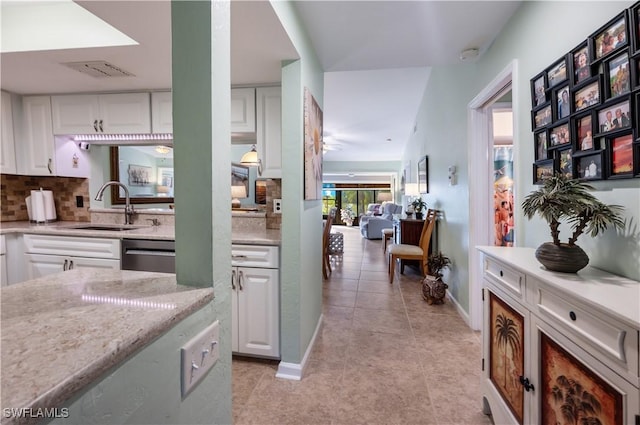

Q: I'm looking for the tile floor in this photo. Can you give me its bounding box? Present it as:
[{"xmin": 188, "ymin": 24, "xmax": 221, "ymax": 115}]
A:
[{"xmin": 233, "ymin": 226, "xmax": 492, "ymax": 425}]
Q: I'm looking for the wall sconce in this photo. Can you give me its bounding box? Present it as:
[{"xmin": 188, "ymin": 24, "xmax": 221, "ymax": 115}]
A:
[
  {"xmin": 240, "ymin": 145, "xmax": 262, "ymax": 175},
  {"xmin": 231, "ymin": 185, "xmax": 247, "ymax": 209}
]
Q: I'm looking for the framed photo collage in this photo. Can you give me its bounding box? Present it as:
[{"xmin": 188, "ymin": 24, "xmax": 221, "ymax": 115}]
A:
[{"xmin": 530, "ymin": 3, "xmax": 640, "ymax": 184}]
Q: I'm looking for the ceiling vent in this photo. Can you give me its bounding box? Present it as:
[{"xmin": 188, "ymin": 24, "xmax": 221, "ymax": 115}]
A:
[{"xmin": 62, "ymin": 61, "xmax": 134, "ymax": 78}]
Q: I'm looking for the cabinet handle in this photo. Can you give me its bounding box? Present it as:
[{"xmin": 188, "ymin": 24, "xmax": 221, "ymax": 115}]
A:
[
  {"xmin": 569, "ymin": 311, "xmax": 577, "ymax": 321},
  {"xmin": 231, "ymin": 269, "xmax": 236, "ymax": 290},
  {"xmin": 499, "ymin": 270, "xmax": 504, "ymax": 277},
  {"xmin": 232, "ymin": 255, "xmax": 248, "ymax": 261},
  {"xmin": 63, "ymin": 259, "xmax": 68, "ymax": 271},
  {"xmin": 99, "ymin": 119, "xmax": 104, "ymax": 132},
  {"xmin": 238, "ymin": 270, "xmax": 244, "ymax": 291},
  {"xmin": 69, "ymin": 260, "xmax": 74, "ymax": 270},
  {"xmin": 93, "ymin": 120, "xmax": 98, "ymax": 132},
  {"xmin": 47, "ymin": 158, "xmax": 53, "ymax": 174},
  {"xmin": 519, "ymin": 375, "xmax": 535, "ymax": 392}
]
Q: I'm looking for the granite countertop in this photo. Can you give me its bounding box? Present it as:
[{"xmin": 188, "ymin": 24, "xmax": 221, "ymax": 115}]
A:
[
  {"xmin": 0, "ymin": 269, "xmax": 214, "ymax": 425},
  {"xmin": 0, "ymin": 221, "xmax": 281, "ymax": 245}
]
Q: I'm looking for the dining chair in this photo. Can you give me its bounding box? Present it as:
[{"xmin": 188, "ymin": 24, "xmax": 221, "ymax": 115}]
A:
[
  {"xmin": 322, "ymin": 207, "xmax": 337, "ymax": 279},
  {"xmin": 387, "ymin": 208, "xmax": 436, "ymax": 284}
]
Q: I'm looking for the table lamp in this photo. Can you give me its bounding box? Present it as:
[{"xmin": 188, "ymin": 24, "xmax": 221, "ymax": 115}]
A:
[{"xmin": 231, "ymin": 185, "xmax": 247, "ymax": 208}]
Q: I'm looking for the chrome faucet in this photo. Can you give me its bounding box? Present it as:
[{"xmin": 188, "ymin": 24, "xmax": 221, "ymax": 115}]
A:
[{"xmin": 95, "ymin": 181, "xmax": 135, "ymax": 225}]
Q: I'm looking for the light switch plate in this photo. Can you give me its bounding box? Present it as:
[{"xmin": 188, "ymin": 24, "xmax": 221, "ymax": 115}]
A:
[
  {"xmin": 273, "ymin": 198, "xmax": 282, "ymax": 214},
  {"xmin": 181, "ymin": 320, "xmax": 219, "ymax": 397}
]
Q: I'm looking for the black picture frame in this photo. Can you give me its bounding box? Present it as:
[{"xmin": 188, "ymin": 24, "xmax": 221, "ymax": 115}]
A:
[
  {"xmin": 575, "ymin": 150, "xmax": 606, "ymax": 181},
  {"xmin": 572, "ymin": 110, "xmax": 596, "ymax": 152},
  {"xmin": 535, "ymin": 129, "xmax": 549, "ymax": 161},
  {"xmin": 531, "ymin": 72, "xmax": 548, "ymax": 108},
  {"xmin": 595, "ymin": 95, "xmax": 632, "ymax": 136},
  {"xmin": 534, "ymin": 159, "xmax": 555, "ymax": 184},
  {"xmin": 631, "ymin": 2, "xmax": 640, "ymax": 55},
  {"xmin": 591, "ymin": 11, "xmax": 629, "ymax": 63},
  {"xmin": 570, "ymin": 41, "xmax": 592, "ymax": 86},
  {"xmin": 549, "ymin": 121, "xmax": 571, "ymax": 149},
  {"xmin": 606, "ymin": 130, "xmax": 634, "ymax": 178},
  {"xmin": 604, "ymin": 51, "xmax": 631, "ymax": 100},
  {"xmin": 632, "ymin": 55, "xmax": 640, "ymax": 89},
  {"xmin": 556, "ymin": 147, "xmax": 574, "ymax": 179},
  {"xmin": 636, "ymin": 91, "xmax": 640, "ymax": 142},
  {"xmin": 532, "ymin": 102, "xmax": 553, "ymax": 130},
  {"xmin": 418, "ymin": 156, "xmax": 429, "ymax": 194},
  {"xmin": 547, "ymin": 56, "xmax": 568, "ymax": 88},
  {"xmin": 554, "ymin": 84, "xmax": 571, "ymax": 120},
  {"xmin": 634, "ymin": 143, "xmax": 640, "ymax": 176},
  {"xmin": 572, "ymin": 75, "xmax": 602, "ymax": 113}
]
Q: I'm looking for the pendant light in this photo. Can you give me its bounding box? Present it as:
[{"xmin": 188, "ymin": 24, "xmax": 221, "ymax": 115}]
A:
[{"xmin": 240, "ymin": 144, "xmax": 262, "ymax": 175}]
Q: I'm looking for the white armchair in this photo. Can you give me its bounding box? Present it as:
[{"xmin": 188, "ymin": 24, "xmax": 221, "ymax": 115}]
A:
[{"xmin": 359, "ymin": 203, "xmax": 402, "ymax": 239}]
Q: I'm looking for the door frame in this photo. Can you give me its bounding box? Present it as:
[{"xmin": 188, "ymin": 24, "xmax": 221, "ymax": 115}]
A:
[{"xmin": 467, "ymin": 60, "xmax": 518, "ymax": 330}]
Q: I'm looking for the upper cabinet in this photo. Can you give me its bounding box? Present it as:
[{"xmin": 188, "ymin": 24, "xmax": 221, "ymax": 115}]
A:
[
  {"xmin": 256, "ymin": 87, "xmax": 281, "ymax": 178},
  {"xmin": 151, "ymin": 91, "xmax": 173, "ymax": 133},
  {"xmin": 51, "ymin": 93, "xmax": 151, "ymax": 134},
  {"xmin": 231, "ymin": 88, "xmax": 256, "ymax": 134},
  {"xmin": 17, "ymin": 96, "xmax": 56, "ymax": 176},
  {"xmin": 1, "ymin": 91, "xmax": 17, "ymax": 174}
]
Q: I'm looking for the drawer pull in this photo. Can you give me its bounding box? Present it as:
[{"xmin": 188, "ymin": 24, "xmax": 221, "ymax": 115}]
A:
[
  {"xmin": 569, "ymin": 311, "xmax": 577, "ymax": 321},
  {"xmin": 519, "ymin": 375, "xmax": 535, "ymax": 392},
  {"xmin": 232, "ymin": 255, "xmax": 248, "ymax": 260},
  {"xmin": 499, "ymin": 270, "xmax": 504, "ymax": 277}
]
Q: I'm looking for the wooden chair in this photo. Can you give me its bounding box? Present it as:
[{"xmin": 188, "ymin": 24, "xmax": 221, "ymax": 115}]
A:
[
  {"xmin": 322, "ymin": 207, "xmax": 337, "ymax": 279},
  {"xmin": 387, "ymin": 209, "xmax": 436, "ymax": 283}
]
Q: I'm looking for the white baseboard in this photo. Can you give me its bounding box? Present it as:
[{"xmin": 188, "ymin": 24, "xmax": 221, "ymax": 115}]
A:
[
  {"xmin": 447, "ymin": 290, "xmax": 473, "ymax": 329},
  {"xmin": 275, "ymin": 313, "xmax": 323, "ymax": 381}
]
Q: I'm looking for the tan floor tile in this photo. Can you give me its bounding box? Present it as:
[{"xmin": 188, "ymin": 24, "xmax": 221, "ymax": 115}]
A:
[
  {"xmin": 324, "ymin": 277, "xmax": 359, "ymax": 291},
  {"xmin": 352, "ymin": 306, "xmax": 412, "ymax": 335},
  {"xmin": 356, "ymin": 278, "xmax": 397, "ymax": 294},
  {"xmin": 359, "ymin": 270, "xmax": 391, "ymax": 282},
  {"xmin": 355, "ymin": 290, "xmax": 405, "ymax": 312},
  {"xmin": 323, "ymin": 288, "xmax": 357, "ymax": 308}
]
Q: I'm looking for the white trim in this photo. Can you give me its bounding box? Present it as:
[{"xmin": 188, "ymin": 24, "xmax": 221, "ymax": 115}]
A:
[
  {"xmin": 275, "ymin": 313, "xmax": 323, "ymax": 380},
  {"xmin": 446, "ymin": 289, "xmax": 471, "ymax": 328},
  {"xmin": 467, "ymin": 60, "xmax": 517, "ymax": 331}
]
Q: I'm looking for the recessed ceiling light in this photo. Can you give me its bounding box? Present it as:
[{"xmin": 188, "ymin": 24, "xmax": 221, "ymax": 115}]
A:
[{"xmin": 386, "ymin": 138, "xmax": 392, "ymax": 142}]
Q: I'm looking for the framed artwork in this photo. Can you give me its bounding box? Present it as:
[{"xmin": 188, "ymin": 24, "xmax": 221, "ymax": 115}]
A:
[
  {"xmin": 592, "ymin": 12, "xmax": 628, "ymax": 62},
  {"xmin": 635, "ymin": 144, "xmax": 640, "ymax": 176},
  {"xmin": 418, "ymin": 156, "xmax": 429, "ymax": 194},
  {"xmin": 576, "ymin": 150, "xmax": 605, "ymax": 180},
  {"xmin": 605, "ymin": 51, "xmax": 631, "ymax": 99},
  {"xmin": 534, "ymin": 159, "xmax": 555, "ymax": 184},
  {"xmin": 535, "ymin": 130, "xmax": 549, "ymax": 161},
  {"xmin": 556, "ymin": 147, "xmax": 573, "ymax": 179},
  {"xmin": 632, "ymin": 2, "xmax": 640, "ymax": 54},
  {"xmin": 255, "ymin": 180, "xmax": 267, "ymax": 205},
  {"xmin": 532, "ymin": 103, "xmax": 552, "ymax": 130},
  {"xmin": 572, "ymin": 111, "xmax": 595, "ymax": 152},
  {"xmin": 549, "ymin": 122, "xmax": 571, "ymax": 149},
  {"xmin": 303, "ymin": 87, "xmax": 323, "ymax": 200},
  {"xmin": 157, "ymin": 167, "xmax": 173, "ymax": 188},
  {"xmin": 607, "ymin": 131, "xmax": 634, "ymax": 177},
  {"xmin": 573, "ymin": 76, "xmax": 602, "ymax": 112},
  {"xmin": 634, "ymin": 56, "xmax": 640, "ymax": 89},
  {"xmin": 128, "ymin": 164, "xmax": 152, "ymax": 186},
  {"xmin": 554, "ymin": 84, "xmax": 571, "ymax": 120},
  {"xmin": 571, "ymin": 42, "xmax": 591, "ymax": 85},
  {"xmin": 531, "ymin": 72, "xmax": 547, "ymax": 107},
  {"xmin": 489, "ymin": 292, "xmax": 524, "ymax": 425},
  {"xmin": 231, "ymin": 162, "xmax": 250, "ymax": 196},
  {"xmin": 540, "ymin": 333, "xmax": 623, "ymax": 425},
  {"xmin": 547, "ymin": 57, "xmax": 568, "ymax": 88},
  {"xmin": 636, "ymin": 92, "xmax": 640, "ymax": 141},
  {"xmin": 596, "ymin": 96, "xmax": 631, "ymax": 135}
]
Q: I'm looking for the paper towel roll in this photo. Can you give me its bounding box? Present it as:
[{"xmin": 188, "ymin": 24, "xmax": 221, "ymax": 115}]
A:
[
  {"xmin": 42, "ymin": 190, "xmax": 56, "ymax": 221},
  {"xmin": 30, "ymin": 190, "xmax": 46, "ymax": 223},
  {"xmin": 25, "ymin": 196, "xmax": 32, "ymax": 221}
]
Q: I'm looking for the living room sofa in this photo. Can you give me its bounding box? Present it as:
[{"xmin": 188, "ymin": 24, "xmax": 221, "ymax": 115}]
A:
[{"xmin": 359, "ymin": 202, "xmax": 402, "ymax": 239}]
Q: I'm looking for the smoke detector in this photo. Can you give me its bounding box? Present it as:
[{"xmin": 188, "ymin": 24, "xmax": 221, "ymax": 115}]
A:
[
  {"xmin": 459, "ymin": 48, "xmax": 479, "ymax": 61},
  {"xmin": 62, "ymin": 61, "xmax": 134, "ymax": 78}
]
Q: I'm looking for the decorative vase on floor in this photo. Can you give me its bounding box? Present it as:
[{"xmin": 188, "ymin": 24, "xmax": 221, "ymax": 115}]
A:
[
  {"xmin": 422, "ymin": 275, "xmax": 447, "ymax": 305},
  {"xmin": 535, "ymin": 242, "xmax": 589, "ymax": 273}
]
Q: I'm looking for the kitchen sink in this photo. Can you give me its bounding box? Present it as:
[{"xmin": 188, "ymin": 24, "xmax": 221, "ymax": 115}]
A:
[{"xmin": 64, "ymin": 224, "xmax": 143, "ymax": 231}]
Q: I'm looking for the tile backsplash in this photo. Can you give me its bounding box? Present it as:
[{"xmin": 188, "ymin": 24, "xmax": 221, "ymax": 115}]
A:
[
  {"xmin": 0, "ymin": 174, "xmax": 90, "ymax": 222},
  {"xmin": 265, "ymin": 179, "xmax": 281, "ymax": 230}
]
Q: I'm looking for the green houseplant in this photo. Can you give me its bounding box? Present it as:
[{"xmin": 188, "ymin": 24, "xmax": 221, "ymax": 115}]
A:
[
  {"xmin": 422, "ymin": 252, "xmax": 451, "ymax": 304},
  {"xmin": 411, "ymin": 198, "xmax": 427, "ymax": 219},
  {"xmin": 521, "ymin": 173, "xmax": 625, "ymax": 273}
]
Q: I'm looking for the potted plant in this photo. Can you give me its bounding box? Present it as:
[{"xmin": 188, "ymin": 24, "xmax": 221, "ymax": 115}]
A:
[
  {"xmin": 522, "ymin": 173, "xmax": 625, "ymax": 273},
  {"xmin": 340, "ymin": 206, "xmax": 355, "ymax": 226},
  {"xmin": 411, "ymin": 198, "xmax": 427, "ymax": 219},
  {"xmin": 422, "ymin": 252, "xmax": 451, "ymax": 304}
]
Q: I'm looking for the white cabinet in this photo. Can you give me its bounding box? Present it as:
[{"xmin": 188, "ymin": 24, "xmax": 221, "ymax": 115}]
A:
[
  {"xmin": 23, "ymin": 234, "xmax": 120, "ymax": 280},
  {"xmin": 478, "ymin": 247, "xmax": 640, "ymax": 425},
  {"xmin": 230, "ymin": 88, "xmax": 256, "ymax": 134},
  {"xmin": 0, "ymin": 235, "xmax": 6, "ymax": 287},
  {"xmin": 231, "ymin": 244, "xmax": 279, "ymax": 358},
  {"xmin": 256, "ymin": 87, "xmax": 282, "ymax": 178},
  {"xmin": 151, "ymin": 91, "xmax": 173, "ymax": 133},
  {"xmin": 1, "ymin": 91, "xmax": 17, "ymax": 174},
  {"xmin": 51, "ymin": 93, "xmax": 151, "ymax": 134},
  {"xmin": 17, "ymin": 96, "xmax": 56, "ymax": 175}
]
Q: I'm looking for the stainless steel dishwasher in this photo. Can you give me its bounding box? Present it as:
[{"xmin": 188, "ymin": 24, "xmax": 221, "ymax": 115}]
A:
[{"xmin": 121, "ymin": 239, "xmax": 176, "ymax": 273}]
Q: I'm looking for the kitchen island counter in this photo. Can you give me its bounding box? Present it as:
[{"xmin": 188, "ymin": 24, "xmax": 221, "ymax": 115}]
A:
[{"xmin": 0, "ymin": 269, "xmax": 214, "ymax": 425}]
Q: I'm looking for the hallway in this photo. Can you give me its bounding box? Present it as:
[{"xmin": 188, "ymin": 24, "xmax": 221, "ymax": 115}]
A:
[{"xmin": 233, "ymin": 226, "xmax": 491, "ymax": 425}]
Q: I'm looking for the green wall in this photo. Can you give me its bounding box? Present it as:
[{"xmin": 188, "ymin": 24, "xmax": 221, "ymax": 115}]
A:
[
  {"xmin": 403, "ymin": 0, "xmax": 639, "ymax": 316},
  {"xmin": 271, "ymin": 1, "xmax": 325, "ymax": 365}
]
